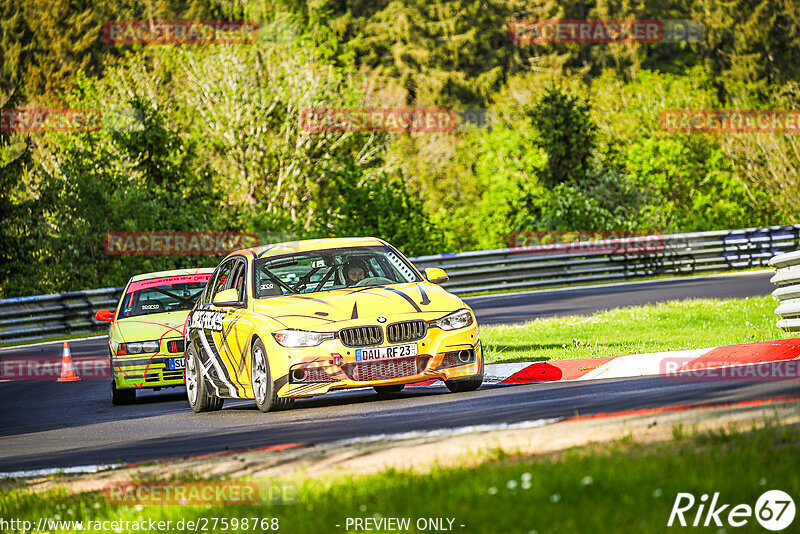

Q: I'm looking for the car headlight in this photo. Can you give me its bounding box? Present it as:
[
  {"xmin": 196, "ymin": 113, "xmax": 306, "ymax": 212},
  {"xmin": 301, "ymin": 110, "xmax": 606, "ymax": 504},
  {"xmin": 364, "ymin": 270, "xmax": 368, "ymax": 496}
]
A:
[
  {"xmin": 117, "ymin": 340, "xmax": 160, "ymax": 355},
  {"xmin": 431, "ymin": 309, "xmax": 473, "ymax": 331},
  {"xmin": 273, "ymin": 330, "xmax": 335, "ymax": 348}
]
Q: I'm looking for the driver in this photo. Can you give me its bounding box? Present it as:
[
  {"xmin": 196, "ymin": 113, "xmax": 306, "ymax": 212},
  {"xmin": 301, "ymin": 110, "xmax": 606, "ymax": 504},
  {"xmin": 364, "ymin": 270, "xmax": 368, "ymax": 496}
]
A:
[{"xmin": 343, "ymin": 259, "xmax": 368, "ymax": 285}]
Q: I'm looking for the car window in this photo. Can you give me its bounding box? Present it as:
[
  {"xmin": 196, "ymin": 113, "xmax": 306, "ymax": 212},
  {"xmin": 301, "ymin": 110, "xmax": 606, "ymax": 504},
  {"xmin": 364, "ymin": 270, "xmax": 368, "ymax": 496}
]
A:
[
  {"xmin": 367, "ymin": 257, "xmax": 388, "ymax": 278},
  {"xmin": 118, "ymin": 279, "xmax": 209, "ymax": 319},
  {"xmin": 206, "ymin": 259, "xmax": 235, "ymax": 305},
  {"xmin": 253, "ymin": 246, "xmax": 421, "ymax": 298},
  {"xmin": 227, "ymin": 259, "xmax": 247, "ymax": 302}
]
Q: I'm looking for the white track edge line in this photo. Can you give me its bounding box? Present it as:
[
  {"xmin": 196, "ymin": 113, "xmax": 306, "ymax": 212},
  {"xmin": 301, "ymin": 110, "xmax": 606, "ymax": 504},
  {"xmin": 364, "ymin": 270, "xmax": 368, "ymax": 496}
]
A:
[
  {"xmin": 0, "ymin": 335, "xmax": 107, "ymax": 352},
  {"xmin": 0, "ymin": 463, "xmax": 122, "ymax": 480}
]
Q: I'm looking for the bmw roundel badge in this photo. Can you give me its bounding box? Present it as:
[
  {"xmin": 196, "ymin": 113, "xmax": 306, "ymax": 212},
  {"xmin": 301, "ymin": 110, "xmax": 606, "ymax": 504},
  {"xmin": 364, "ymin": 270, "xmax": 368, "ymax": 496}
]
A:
[{"xmin": 377, "ymin": 316, "xmax": 387, "ymax": 323}]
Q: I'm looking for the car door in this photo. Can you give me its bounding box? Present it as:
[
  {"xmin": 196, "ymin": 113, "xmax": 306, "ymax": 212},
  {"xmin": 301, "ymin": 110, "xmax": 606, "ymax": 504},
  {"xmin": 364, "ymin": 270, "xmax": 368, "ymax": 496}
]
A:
[
  {"xmin": 212, "ymin": 257, "xmax": 255, "ymax": 395},
  {"xmin": 192, "ymin": 258, "xmax": 242, "ymax": 397}
]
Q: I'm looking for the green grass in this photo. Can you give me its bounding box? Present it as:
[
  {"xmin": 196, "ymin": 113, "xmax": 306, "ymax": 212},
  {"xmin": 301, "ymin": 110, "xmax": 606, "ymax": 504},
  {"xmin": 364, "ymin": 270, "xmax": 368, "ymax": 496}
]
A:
[
  {"xmin": 481, "ymin": 295, "xmax": 789, "ymax": 364},
  {"xmin": 2, "ymin": 423, "xmax": 798, "ymax": 533}
]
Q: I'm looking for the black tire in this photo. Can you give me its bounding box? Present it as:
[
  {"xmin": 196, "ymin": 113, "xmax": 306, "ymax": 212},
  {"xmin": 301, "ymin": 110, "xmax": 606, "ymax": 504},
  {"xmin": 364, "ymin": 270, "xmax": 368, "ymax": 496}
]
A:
[
  {"xmin": 186, "ymin": 343, "xmax": 224, "ymax": 413},
  {"xmin": 444, "ymin": 351, "xmax": 484, "ymax": 393},
  {"xmin": 374, "ymin": 384, "xmax": 405, "ymax": 395},
  {"xmin": 251, "ymin": 338, "xmax": 293, "ymax": 412},
  {"xmin": 208, "ymin": 394, "xmax": 224, "ymax": 411},
  {"xmin": 111, "ymin": 379, "xmax": 136, "ymax": 405}
]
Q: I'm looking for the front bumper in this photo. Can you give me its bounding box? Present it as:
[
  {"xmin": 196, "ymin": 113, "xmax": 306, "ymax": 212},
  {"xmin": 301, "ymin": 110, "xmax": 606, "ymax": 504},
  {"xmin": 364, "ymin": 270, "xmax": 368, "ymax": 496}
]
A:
[
  {"xmin": 112, "ymin": 339, "xmax": 186, "ymax": 390},
  {"xmin": 274, "ymin": 323, "xmax": 481, "ymax": 398}
]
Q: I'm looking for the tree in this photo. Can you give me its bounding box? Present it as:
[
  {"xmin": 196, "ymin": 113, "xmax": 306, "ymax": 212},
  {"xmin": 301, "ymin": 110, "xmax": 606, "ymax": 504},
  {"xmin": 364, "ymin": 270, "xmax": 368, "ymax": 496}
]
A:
[
  {"xmin": 311, "ymin": 162, "xmax": 443, "ymax": 256},
  {"xmin": 5, "ymin": 91, "xmax": 224, "ymax": 296},
  {"xmin": 530, "ymin": 86, "xmax": 597, "ymax": 187}
]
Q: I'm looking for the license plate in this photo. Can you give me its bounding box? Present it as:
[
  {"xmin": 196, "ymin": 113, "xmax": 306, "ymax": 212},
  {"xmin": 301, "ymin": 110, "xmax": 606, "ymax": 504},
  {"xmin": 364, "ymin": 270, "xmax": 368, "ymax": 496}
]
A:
[
  {"xmin": 355, "ymin": 343, "xmax": 418, "ymax": 362},
  {"xmin": 169, "ymin": 357, "xmax": 186, "ymax": 370}
]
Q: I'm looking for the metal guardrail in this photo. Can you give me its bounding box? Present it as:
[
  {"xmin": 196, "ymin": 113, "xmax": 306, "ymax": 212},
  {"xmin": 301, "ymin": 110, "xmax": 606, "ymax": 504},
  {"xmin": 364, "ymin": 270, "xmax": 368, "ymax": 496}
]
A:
[
  {"xmin": 414, "ymin": 225, "xmax": 800, "ymax": 294},
  {"xmin": 769, "ymin": 249, "xmax": 800, "ymax": 332},
  {"xmin": 0, "ymin": 288, "xmax": 123, "ymax": 344},
  {"xmin": 2, "ymin": 224, "xmax": 799, "ymax": 344}
]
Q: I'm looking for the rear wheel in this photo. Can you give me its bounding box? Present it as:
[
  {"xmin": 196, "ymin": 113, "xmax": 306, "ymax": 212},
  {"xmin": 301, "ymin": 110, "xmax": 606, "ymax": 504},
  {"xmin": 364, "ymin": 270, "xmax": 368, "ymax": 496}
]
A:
[
  {"xmin": 445, "ymin": 352, "xmax": 484, "ymax": 393},
  {"xmin": 374, "ymin": 384, "xmax": 405, "ymax": 395},
  {"xmin": 186, "ymin": 343, "xmax": 224, "ymax": 413},
  {"xmin": 111, "ymin": 379, "xmax": 135, "ymax": 405},
  {"xmin": 252, "ymin": 339, "xmax": 293, "ymax": 413}
]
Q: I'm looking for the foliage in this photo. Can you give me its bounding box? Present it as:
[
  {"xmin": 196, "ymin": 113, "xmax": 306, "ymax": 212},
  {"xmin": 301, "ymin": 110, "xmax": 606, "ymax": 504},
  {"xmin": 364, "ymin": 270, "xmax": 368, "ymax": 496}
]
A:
[
  {"xmin": 309, "ymin": 163, "xmax": 444, "ymax": 257},
  {"xmin": 623, "ymin": 136, "xmax": 763, "ymax": 231},
  {"xmin": 530, "ymin": 87, "xmax": 597, "ymax": 188},
  {"xmin": 334, "ymin": 0, "xmax": 525, "ymax": 107},
  {"xmin": 2, "ymin": 0, "xmax": 800, "ymax": 295},
  {"xmin": 12, "ymin": 92, "xmax": 224, "ymax": 295}
]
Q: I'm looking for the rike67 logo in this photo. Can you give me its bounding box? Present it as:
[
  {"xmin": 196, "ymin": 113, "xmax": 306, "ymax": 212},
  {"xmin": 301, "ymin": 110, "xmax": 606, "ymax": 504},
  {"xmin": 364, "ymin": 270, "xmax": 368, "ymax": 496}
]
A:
[{"xmin": 668, "ymin": 490, "xmax": 796, "ymax": 531}]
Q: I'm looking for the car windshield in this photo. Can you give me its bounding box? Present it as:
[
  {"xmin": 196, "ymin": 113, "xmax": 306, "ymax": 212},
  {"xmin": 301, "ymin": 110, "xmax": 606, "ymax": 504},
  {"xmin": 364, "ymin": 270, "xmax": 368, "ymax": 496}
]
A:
[
  {"xmin": 253, "ymin": 246, "xmax": 421, "ymax": 298},
  {"xmin": 118, "ymin": 276, "xmax": 211, "ymax": 319}
]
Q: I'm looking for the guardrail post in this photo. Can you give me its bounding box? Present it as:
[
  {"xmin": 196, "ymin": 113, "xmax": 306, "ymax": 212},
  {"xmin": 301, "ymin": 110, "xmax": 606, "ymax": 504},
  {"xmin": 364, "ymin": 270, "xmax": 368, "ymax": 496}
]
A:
[{"xmin": 769, "ymin": 249, "xmax": 800, "ymax": 332}]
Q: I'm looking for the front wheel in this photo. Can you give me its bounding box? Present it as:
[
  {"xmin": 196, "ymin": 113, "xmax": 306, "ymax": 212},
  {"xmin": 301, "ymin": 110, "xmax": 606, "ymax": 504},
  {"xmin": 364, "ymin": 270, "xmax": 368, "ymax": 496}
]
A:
[
  {"xmin": 251, "ymin": 338, "xmax": 293, "ymax": 413},
  {"xmin": 111, "ymin": 379, "xmax": 135, "ymax": 405},
  {"xmin": 444, "ymin": 352, "xmax": 484, "ymax": 393},
  {"xmin": 186, "ymin": 343, "xmax": 224, "ymax": 413}
]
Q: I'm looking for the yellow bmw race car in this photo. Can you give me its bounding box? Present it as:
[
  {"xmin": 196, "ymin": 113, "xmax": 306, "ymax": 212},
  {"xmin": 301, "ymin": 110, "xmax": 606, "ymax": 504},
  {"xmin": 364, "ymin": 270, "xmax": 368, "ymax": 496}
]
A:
[
  {"xmin": 185, "ymin": 237, "xmax": 483, "ymax": 413},
  {"xmin": 95, "ymin": 268, "xmax": 215, "ymax": 405}
]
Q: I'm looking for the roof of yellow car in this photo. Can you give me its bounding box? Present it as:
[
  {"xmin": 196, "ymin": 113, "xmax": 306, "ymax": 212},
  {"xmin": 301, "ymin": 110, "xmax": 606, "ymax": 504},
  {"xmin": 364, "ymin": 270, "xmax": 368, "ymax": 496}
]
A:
[
  {"xmin": 238, "ymin": 237, "xmax": 387, "ymax": 259},
  {"xmin": 128, "ymin": 267, "xmax": 217, "ymax": 283}
]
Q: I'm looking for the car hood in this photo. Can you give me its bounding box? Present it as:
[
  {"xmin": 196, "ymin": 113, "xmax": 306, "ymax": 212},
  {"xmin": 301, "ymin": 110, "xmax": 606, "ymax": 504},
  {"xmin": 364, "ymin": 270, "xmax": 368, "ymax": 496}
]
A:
[
  {"xmin": 251, "ymin": 282, "xmax": 464, "ymax": 330},
  {"xmin": 112, "ymin": 310, "xmax": 191, "ymax": 343}
]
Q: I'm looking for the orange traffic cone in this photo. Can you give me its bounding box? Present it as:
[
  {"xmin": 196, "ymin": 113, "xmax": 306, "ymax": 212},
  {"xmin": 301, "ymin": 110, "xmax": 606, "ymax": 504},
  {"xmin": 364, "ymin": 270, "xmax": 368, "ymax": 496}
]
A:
[{"xmin": 57, "ymin": 341, "xmax": 81, "ymax": 382}]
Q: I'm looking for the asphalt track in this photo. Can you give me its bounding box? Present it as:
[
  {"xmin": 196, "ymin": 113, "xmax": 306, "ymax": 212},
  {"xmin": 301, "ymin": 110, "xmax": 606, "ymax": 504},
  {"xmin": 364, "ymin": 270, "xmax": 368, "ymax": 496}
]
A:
[
  {"xmin": 467, "ymin": 270, "xmax": 775, "ymax": 325},
  {"xmin": 0, "ymin": 270, "xmax": 786, "ymax": 473}
]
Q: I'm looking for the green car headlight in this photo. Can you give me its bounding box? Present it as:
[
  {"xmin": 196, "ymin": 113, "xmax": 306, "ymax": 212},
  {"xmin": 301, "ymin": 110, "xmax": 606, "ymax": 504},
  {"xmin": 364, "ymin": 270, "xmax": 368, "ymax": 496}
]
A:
[{"xmin": 117, "ymin": 340, "xmax": 160, "ymax": 355}]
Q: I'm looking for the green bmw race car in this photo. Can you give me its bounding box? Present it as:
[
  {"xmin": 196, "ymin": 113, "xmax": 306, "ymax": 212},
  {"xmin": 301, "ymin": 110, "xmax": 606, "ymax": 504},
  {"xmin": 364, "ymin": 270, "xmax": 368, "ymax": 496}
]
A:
[{"xmin": 95, "ymin": 268, "xmax": 215, "ymax": 405}]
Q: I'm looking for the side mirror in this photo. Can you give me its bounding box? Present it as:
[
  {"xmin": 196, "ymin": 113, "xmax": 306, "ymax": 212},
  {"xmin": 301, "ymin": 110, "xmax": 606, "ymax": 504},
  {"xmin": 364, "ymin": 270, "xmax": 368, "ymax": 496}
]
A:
[
  {"xmin": 94, "ymin": 309, "xmax": 114, "ymax": 322},
  {"xmin": 213, "ymin": 288, "xmax": 241, "ymax": 307},
  {"xmin": 423, "ymin": 267, "xmax": 449, "ymax": 284}
]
